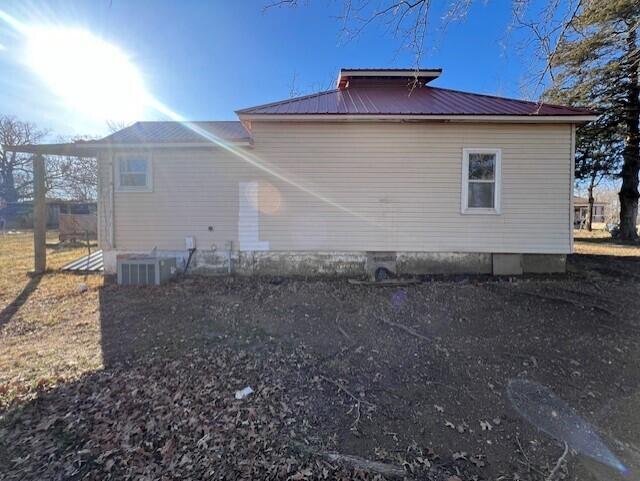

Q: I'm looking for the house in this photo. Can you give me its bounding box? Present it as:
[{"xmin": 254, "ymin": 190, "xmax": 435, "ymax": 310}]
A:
[
  {"xmin": 6, "ymin": 68, "xmax": 597, "ymax": 276},
  {"xmin": 1, "ymin": 199, "xmax": 96, "ymax": 229},
  {"xmin": 573, "ymin": 196, "xmax": 608, "ymax": 229}
]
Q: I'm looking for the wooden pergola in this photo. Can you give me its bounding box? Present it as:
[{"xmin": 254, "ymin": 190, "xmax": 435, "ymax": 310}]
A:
[{"xmin": 2, "ymin": 142, "xmax": 100, "ymax": 274}]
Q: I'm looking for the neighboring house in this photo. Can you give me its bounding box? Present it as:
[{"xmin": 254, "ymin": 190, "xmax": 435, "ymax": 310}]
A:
[
  {"xmin": 7, "ymin": 68, "xmax": 597, "ymax": 275},
  {"xmin": 573, "ymin": 196, "xmax": 608, "ymax": 229},
  {"xmin": 1, "ymin": 199, "xmax": 96, "ymax": 228}
]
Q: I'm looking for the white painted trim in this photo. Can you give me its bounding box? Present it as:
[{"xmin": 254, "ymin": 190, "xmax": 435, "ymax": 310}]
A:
[
  {"xmin": 569, "ymin": 124, "xmax": 576, "ymax": 254},
  {"xmin": 108, "ymin": 153, "xmax": 115, "ymax": 248},
  {"xmin": 238, "ymin": 114, "xmax": 598, "ymax": 123},
  {"xmin": 461, "ymin": 148, "xmax": 502, "ymax": 215},
  {"xmin": 114, "ymin": 152, "xmax": 153, "ymax": 193}
]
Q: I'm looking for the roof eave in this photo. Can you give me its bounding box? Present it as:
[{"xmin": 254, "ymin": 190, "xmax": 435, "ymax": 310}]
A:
[
  {"xmin": 336, "ymin": 68, "xmax": 443, "ymax": 88},
  {"xmin": 92, "ymin": 140, "xmax": 254, "ymax": 148},
  {"xmin": 236, "ymin": 113, "xmax": 599, "ymax": 123},
  {"xmin": 3, "ymin": 140, "xmax": 253, "ymax": 155},
  {"xmin": 1, "ymin": 142, "xmax": 102, "ymax": 156}
]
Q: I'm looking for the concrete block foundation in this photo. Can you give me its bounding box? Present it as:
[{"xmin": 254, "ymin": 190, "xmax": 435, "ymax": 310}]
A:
[
  {"xmin": 492, "ymin": 254, "xmax": 524, "ymax": 276},
  {"xmin": 102, "ymin": 249, "xmax": 566, "ymax": 277},
  {"xmin": 398, "ymin": 252, "xmax": 492, "ymax": 275},
  {"xmin": 522, "ymin": 254, "xmax": 567, "ymax": 274}
]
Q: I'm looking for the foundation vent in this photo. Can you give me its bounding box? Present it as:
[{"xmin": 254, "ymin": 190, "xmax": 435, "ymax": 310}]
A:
[{"xmin": 366, "ymin": 252, "xmax": 397, "ymax": 280}]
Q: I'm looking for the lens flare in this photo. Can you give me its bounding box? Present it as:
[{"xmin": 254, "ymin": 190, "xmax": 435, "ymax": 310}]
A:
[
  {"xmin": 507, "ymin": 379, "xmax": 629, "ymax": 474},
  {"xmin": 146, "ymin": 97, "xmax": 382, "ymax": 226}
]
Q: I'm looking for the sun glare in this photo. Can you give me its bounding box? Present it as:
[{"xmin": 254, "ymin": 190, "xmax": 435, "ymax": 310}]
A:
[{"xmin": 24, "ymin": 26, "xmax": 146, "ymax": 123}]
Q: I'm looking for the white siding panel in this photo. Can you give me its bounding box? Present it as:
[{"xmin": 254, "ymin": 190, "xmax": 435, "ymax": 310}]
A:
[{"xmin": 104, "ymin": 122, "xmax": 572, "ymax": 254}]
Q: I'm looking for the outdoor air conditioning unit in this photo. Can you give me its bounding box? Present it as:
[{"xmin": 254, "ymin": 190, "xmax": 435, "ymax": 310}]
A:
[{"xmin": 117, "ymin": 255, "xmax": 176, "ymax": 286}]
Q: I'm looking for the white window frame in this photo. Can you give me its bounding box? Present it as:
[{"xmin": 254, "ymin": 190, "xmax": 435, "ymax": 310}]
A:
[
  {"xmin": 114, "ymin": 153, "xmax": 153, "ymax": 192},
  {"xmin": 461, "ymin": 148, "xmax": 502, "ymax": 215}
]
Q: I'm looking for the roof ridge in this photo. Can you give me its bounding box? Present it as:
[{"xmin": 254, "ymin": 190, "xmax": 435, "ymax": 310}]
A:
[
  {"xmin": 426, "ymin": 85, "xmax": 592, "ymax": 113},
  {"xmin": 236, "ymin": 89, "xmax": 339, "ymax": 114}
]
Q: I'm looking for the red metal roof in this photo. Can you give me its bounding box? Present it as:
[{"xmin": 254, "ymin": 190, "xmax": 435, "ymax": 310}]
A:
[
  {"xmin": 98, "ymin": 121, "xmax": 250, "ymax": 144},
  {"xmin": 237, "ymin": 85, "xmax": 594, "ymax": 117}
]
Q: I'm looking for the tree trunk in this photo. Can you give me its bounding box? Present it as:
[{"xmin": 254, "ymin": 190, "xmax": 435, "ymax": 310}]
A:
[
  {"xmin": 587, "ymin": 183, "xmax": 594, "ymax": 232},
  {"xmin": 0, "ymin": 169, "xmax": 19, "ymax": 202},
  {"xmin": 618, "ymin": 24, "xmax": 640, "ymax": 241}
]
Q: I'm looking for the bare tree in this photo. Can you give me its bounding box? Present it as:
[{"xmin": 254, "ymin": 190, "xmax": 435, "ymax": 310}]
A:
[
  {"xmin": 1, "ymin": 115, "xmax": 97, "ymax": 202},
  {"xmin": 263, "ymin": 1, "xmax": 584, "ymax": 95},
  {"xmin": 46, "ymin": 151, "xmax": 98, "ymax": 201},
  {"xmin": 265, "ymin": 1, "xmax": 474, "ymax": 69},
  {"xmin": 287, "ymin": 70, "xmax": 337, "ymax": 98},
  {"xmin": 0, "ymin": 116, "xmax": 47, "ymax": 202},
  {"xmin": 106, "ymin": 120, "xmax": 132, "ymax": 134}
]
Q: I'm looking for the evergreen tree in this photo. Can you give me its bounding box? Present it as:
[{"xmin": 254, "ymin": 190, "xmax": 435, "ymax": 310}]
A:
[
  {"xmin": 545, "ymin": 0, "xmax": 639, "ymax": 239},
  {"xmin": 573, "ymin": 121, "xmax": 622, "ymax": 230}
]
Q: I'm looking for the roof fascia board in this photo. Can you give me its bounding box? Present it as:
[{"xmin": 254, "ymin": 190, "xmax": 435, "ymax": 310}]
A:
[
  {"xmin": 339, "ymin": 69, "xmax": 442, "ymax": 77},
  {"xmin": 237, "ymin": 114, "xmax": 599, "ymax": 123},
  {"xmin": 95, "ymin": 141, "xmax": 253, "ymax": 149},
  {"xmin": 3, "ymin": 141, "xmax": 252, "ymax": 155}
]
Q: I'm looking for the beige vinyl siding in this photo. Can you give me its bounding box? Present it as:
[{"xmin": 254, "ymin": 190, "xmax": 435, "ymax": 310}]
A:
[{"xmin": 100, "ymin": 121, "xmax": 572, "ymax": 254}]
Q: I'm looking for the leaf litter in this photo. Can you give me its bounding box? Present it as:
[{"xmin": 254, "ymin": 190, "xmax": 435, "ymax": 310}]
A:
[{"xmin": 0, "ymin": 345, "xmax": 458, "ymax": 480}]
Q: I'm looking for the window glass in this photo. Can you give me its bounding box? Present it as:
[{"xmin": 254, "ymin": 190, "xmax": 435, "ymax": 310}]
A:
[
  {"xmin": 118, "ymin": 158, "xmax": 149, "ymax": 189},
  {"xmin": 463, "ymin": 149, "xmax": 499, "ymax": 212},
  {"xmin": 126, "ymin": 159, "xmax": 147, "ymax": 173},
  {"xmin": 120, "ymin": 173, "xmax": 147, "ymax": 187},
  {"xmin": 468, "ymin": 183, "xmax": 495, "ymax": 208},
  {"xmin": 468, "ymin": 153, "xmax": 495, "ymax": 180}
]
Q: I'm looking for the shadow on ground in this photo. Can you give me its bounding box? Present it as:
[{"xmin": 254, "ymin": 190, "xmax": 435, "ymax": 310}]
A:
[{"xmin": 0, "ymin": 275, "xmax": 41, "ymax": 331}]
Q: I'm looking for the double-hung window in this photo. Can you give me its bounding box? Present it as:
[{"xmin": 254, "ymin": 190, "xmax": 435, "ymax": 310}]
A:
[
  {"xmin": 461, "ymin": 148, "xmax": 501, "ymax": 214},
  {"xmin": 115, "ymin": 154, "xmax": 152, "ymax": 192}
]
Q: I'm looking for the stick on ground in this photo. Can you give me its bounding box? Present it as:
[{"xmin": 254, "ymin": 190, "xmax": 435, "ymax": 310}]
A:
[
  {"xmin": 546, "ymin": 442, "xmax": 569, "ymax": 481},
  {"xmin": 318, "ymin": 375, "xmax": 374, "ymax": 430},
  {"xmin": 290, "ymin": 441, "xmax": 406, "ymax": 478},
  {"xmin": 379, "ymin": 318, "xmax": 432, "ymax": 342}
]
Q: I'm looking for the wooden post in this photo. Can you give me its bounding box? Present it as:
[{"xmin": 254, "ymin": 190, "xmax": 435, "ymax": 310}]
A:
[{"xmin": 33, "ymin": 154, "xmax": 46, "ymax": 273}]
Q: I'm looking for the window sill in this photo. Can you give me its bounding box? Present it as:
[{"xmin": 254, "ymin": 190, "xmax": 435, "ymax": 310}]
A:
[
  {"xmin": 115, "ymin": 187, "xmax": 153, "ymax": 193},
  {"xmin": 461, "ymin": 208, "xmax": 501, "ymax": 215}
]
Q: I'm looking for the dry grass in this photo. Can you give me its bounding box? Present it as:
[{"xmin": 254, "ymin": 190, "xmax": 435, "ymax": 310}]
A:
[
  {"xmin": 0, "ymin": 231, "xmax": 103, "ymax": 408},
  {"xmin": 573, "ymin": 229, "xmax": 640, "ymax": 256}
]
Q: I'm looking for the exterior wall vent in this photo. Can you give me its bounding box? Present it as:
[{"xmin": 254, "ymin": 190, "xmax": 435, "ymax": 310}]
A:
[
  {"xmin": 117, "ymin": 255, "xmax": 176, "ymax": 286},
  {"xmin": 365, "ymin": 251, "xmax": 397, "ymax": 280}
]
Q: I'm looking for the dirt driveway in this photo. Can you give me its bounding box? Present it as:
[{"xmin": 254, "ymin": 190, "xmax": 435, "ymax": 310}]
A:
[{"xmin": 2, "ymin": 234, "xmax": 640, "ymax": 480}]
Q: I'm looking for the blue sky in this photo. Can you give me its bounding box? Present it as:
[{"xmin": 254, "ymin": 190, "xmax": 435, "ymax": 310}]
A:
[{"xmin": 0, "ymin": 1, "xmax": 536, "ymax": 138}]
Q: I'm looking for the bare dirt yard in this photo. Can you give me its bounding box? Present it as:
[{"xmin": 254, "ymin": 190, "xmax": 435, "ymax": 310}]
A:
[{"xmin": 1, "ymin": 230, "xmax": 640, "ymax": 480}]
